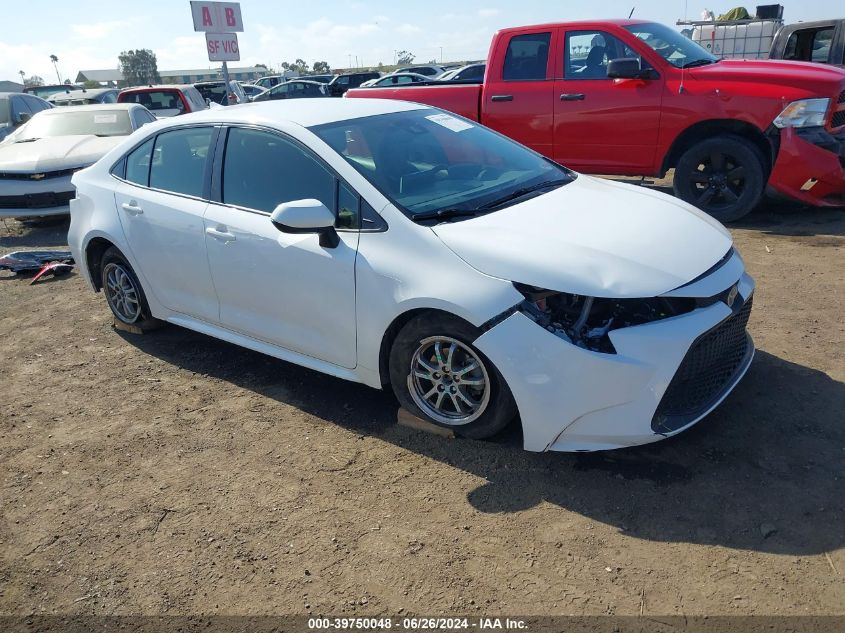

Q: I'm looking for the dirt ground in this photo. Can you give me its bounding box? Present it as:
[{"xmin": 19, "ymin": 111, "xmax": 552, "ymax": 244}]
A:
[{"xmin": 0, "ymin": 186, "xmax": 843, "ymax": 618}]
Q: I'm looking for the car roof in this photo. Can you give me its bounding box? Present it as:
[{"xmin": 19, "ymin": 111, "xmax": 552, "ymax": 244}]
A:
[
  {"xmin": 155, "ymin": 98, "xmax": 426, "ymax": 128},
  {"xmin": 36, "ymin": 103, "xmax": 141, "ymax": 114},
  {"xmin": 120, "ymin": 85, "xmax": 195, "ymax": 92},
  {"xmin": 49, "ymin": 88, "xmax": 115, "ymax": 99}
]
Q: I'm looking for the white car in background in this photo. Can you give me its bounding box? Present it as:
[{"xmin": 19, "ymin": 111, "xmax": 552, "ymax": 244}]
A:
[
  {"xmin": 68, "ymin": 100, "xmax": 755, "ymax": 452},
  {"xmin": 0, "ymin": 104, "xmax": 156, "ymax": 218}
]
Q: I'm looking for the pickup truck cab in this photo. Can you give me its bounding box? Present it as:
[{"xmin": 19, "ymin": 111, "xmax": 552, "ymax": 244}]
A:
[
  {"xmin": 348, "ymin": 20, "xmax": 845, "ymax": 221},
  {"xmin": 770, "ymin": 20, "xmax": 845, "ymax": 66}
]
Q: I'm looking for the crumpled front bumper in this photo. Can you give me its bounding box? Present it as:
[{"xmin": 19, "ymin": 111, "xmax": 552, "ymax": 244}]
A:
[
  {"xmin": 474, "ymin": 273, "xmax": 755, "ymax": 452},
  {"xmin": 767, "ymin": 127, "xmax": 845, "ymax": 207}
]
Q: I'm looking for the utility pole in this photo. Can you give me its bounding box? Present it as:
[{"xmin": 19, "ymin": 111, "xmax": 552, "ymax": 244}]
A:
[{"xmin": 50, "ymin": 54, "xmax": 62, "ymax": 84}]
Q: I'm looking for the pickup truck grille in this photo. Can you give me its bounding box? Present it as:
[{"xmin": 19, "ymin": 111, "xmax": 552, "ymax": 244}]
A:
[
  {"xmin": 832, "ymin": 91, "xmax": 845, "ymax": 129},
  {"xmin": 652, "ymin": 297, "xmax": 753, "ymax": 434}
]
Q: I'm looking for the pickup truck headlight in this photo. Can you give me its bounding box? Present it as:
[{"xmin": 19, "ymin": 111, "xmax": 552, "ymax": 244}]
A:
[{"xmin": 773, "ymin": 98, "xmax": 831, "ymax": 129}]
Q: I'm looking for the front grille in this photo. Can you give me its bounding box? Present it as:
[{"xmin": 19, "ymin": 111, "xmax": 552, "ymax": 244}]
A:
[
  {"xmin": 652, "ymin": 297, "xmax": 753, "ymax": 433},
  {"xmin": 0, "ymin": 169, "xmax": 75, "ymax": 181},
  {"xmin": 0, "ymin": 190, "xmax": 75, "ymax": 210},
  {"xmin": 832, "ymin": 91, "xmax": 845, "ymax": 129}
]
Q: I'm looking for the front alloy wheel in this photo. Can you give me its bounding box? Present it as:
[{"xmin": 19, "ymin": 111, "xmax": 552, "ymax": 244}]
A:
[
  {"xmin": 409, "ymin": 336, "xmax": 491, "ymax": 425},
  {"xmin": 389, "ymin": 312, "xmax": 517, "ymax": 439}
]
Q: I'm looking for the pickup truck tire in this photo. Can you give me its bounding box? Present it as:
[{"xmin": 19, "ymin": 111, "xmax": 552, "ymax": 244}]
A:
[
  {"xmin": 389, "ymin": 312, "xmax": 517, "ymax": 440},
  {"xmin": 673, "ymin": 135, "xmax": 765, "ymax": 222}
]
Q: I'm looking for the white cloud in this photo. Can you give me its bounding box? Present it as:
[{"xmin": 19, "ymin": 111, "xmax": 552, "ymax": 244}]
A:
[
  {"xmin": 71, "ymin": 21, "xmax": 129, "ymax": 40},
  {"xmin": 396, "ymin": 23, "xmax": 422, "ymax": 35},
  {"xmin": 478, "ymin": 8, "xmax": 500, "ymax": 18}
]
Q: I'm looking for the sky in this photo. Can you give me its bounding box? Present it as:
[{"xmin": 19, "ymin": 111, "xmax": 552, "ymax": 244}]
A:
[{"xmin": 3, "ymin": 0, "xmax": 838, "ymax": 83}]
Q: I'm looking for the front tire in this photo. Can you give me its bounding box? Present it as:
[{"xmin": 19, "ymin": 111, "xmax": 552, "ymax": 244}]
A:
[
  {"xmin": 100, "ymin": 247, "xmax": 158, "ymax": 329},
  {"xmin": 389, "ymin": 313, "xmax": 517, "ymax": 439},
  {"xmin": 673, "ymin": 134, "xmax": 766, "ymax": 223}
]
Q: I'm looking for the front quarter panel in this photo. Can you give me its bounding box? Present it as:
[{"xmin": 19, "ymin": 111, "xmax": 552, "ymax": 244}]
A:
[{"xmin": 353, "ymin": 207, "xmax": 524, "ymax": 387}]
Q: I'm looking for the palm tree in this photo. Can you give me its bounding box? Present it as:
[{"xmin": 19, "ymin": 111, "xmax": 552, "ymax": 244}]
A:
[
  {"xmin": 19, "ymin": 70, "xmax": 25, "ymax": 86},
  {"xmin": 50, "ymin": 54, "xmax": 62, "ymax": 84}
]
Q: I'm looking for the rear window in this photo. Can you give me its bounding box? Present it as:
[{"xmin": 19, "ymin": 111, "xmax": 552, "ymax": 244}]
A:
[
  {"xmin": 121, "ymin": 90, "xmax": 184, "ymax": 114},
  {"xmin": 503, "ymin": 32, "xmax": 551, "ymax": 80}
]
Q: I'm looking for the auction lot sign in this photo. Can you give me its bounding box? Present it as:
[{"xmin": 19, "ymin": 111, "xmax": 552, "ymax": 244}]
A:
[
  {"xmin": 205, "ymin": 32, "xmax": 240, "ymax": 62},
  {"xmin": 189, "ymin": 1, "xmax": 244, "ymax": 31}
]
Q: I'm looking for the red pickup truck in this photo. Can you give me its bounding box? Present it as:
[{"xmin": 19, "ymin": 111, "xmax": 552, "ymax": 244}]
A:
[{"xmin": 348, "ymin": 20, "xmax": 845, "ymax": 221}]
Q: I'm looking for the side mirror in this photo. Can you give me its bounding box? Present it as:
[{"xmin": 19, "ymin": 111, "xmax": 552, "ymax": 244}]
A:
[
  {"xmin": 15, "ymin": 111, "xmax": 31, "ymax": 126},
  {"xmin": 270, "ymin": 199, "xmax": 339, "ymax": 248},
  {"xmin": 607, "ymin": 58, "xmax": 651, "ymax": 80}
]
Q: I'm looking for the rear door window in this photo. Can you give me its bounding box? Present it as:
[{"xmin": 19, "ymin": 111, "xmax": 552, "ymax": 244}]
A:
[
  {"xmin": 149, "ymin": 127, "xmax": 215, "ymax": 197},
  {"xmin": 125, "ymin": 138, "xmax": 155, "ymax": 186},
  {"xmin": 502, "ymin": 32, "xmax": 551, "ymax": 80}
]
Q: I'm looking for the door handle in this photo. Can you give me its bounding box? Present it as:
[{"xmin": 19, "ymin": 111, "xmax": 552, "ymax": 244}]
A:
[
  {"xmin": 560, "ymin": 93, "xmax": 586, "ymax": 101},
  {"xmin": 490, "ymin": 95, "xmax": 513, "ymax": 102},
  {"xmin": 205, "ymin": 226, "xmax": 236, "ymax": 242},
  {"xmin": 121, "ymin": 200, "xmax": 143, "ymax": 215}
]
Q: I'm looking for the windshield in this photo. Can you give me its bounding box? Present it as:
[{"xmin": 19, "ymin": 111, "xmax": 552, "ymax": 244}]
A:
[
  {"xmin": 624, "ymin": 22, "xmax": 718, "ymax": 68},
  {"xmin": 14, "ymin": 109, "xmax": 132, "ymax": 140},
  {"xmin": 311, "ymin": 108, "xmax": 573, "ymax": 219}
]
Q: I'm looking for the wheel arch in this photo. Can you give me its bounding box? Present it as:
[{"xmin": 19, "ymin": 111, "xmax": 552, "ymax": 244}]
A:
[
  {"xmin": 84, "ymin": 236, "xmax": 119, "ymax": 292},
  {"xmin": 661, "ymin": 119, "xmax": 774, "ymax": 176},
  {"xmin": 377, "ymin": 307, "xmax": 480, "ymax": 387}
]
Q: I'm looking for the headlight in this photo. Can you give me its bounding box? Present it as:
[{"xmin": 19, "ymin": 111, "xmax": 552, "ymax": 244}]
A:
[
  {"xmin": 773, "ymin": 98, "xmax": 830, "ymax": 129},
  {"xmin": 513, "ymin": 283, "xmax": 698, "ymax": 354}
]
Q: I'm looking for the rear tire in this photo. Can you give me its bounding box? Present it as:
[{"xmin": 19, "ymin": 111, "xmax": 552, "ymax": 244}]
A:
[
  {"xmin": 100, "ymin": 247, "xmax": 159, "ymax": 330},
  {"xmin": 389, "ymin": 313, "xmax": 517, "ymax": 440},
  {"xmin": 673, "ymin": 134, "xmax": 766, "ymax": 223}
]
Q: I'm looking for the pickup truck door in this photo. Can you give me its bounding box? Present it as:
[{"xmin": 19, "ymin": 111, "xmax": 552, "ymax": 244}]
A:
[
  {"xmin": 553, "ymin": 27, "xmax": 665, "ymax": 173},
  {"xmin": 482, "ymin": 29, "xmax": 557, "ymax": 157}
]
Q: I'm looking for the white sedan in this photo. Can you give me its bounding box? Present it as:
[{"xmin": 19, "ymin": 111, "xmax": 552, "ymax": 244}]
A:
[
  {"xmin": 0, "ymin": 104, "xmax": 156, "ymax": 218},
  {"xmin": 68, "ymin": 100, "xmax": 755, "ymax": 452}
]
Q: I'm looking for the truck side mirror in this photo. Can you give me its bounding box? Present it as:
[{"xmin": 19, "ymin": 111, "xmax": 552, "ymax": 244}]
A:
[
  {"xmin": 15, "ymin": 111, "xmax": 31, "ymax": 126},
  {"xmin": 607, "ymin": 58, "xmax": 652, "ymax": 80}
]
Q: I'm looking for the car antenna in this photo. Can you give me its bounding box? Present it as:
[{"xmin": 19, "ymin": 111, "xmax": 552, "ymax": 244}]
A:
[{"xmin": 628, "ymin": 6, "xmax": 635, "ymax": 18}]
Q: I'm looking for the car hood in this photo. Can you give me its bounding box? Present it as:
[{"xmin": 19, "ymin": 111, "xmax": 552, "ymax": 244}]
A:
[
  {"xmin": 0, "ymin": 135, "xmax": 123, "ymax": 172},
  {"xmin": 431, "ymin": 175, "xmax": 733, "ymax": 298},
  {"xmin": 689, "ymin": 59, "xmax": 845, "ymax": 93}
]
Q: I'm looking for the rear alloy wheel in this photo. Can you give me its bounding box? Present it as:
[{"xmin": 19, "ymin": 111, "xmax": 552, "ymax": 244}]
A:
[
  {"xmin": 673, "ymin": 135, "xmax": 766, "ymax": 223},
  {"xmin": 389, "ymin": 313, "xmax": 516, "ymax": 439},
  {"xmin": 100, "ymin": 247, "xmax": 159, "ymax": 329}
]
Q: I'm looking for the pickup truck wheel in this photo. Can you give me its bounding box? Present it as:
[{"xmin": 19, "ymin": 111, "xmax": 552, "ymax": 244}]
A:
[
  {"xmin": 673, "ymin": 135, "xmax": 765, "ymax": 222},
  {"xmin": 389, "ymin": 313, "xmax": 517, "ymax": 440}
]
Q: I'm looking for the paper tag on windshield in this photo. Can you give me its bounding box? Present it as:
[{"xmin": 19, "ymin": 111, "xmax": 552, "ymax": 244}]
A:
[
  {"xmin": 425, "ymin": 113, "xmax": 473, "ymax": 132},
  {"xmin": 94, "ymin": 114, "xmax": 117, "ymax": 124}
]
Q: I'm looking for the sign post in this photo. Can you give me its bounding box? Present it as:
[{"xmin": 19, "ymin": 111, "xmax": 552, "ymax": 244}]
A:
[{"xmin": 189, "ymin": 1, "xmax": 243, "ymax": 105}]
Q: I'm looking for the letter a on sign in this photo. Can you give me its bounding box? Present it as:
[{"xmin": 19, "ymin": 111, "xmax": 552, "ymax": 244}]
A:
[{"xmin": 190, "ymin": 2, "xmax": 244, "ymax": 32}]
